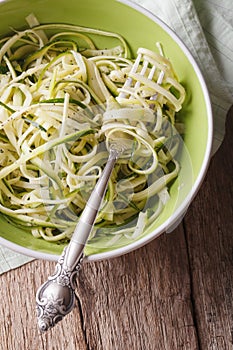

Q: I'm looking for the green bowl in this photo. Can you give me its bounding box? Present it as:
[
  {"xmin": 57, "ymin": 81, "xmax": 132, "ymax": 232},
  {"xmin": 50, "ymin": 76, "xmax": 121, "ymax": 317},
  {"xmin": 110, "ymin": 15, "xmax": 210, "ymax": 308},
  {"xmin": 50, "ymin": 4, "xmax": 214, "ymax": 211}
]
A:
[{"xmin": 0, "ymin": 0, "xmax": 212, "ymax": 261}]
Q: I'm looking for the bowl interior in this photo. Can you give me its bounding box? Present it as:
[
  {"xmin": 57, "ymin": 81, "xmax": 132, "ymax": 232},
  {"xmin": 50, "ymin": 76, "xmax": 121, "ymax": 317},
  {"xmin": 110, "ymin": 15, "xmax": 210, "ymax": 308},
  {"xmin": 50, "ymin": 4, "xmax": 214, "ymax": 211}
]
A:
[{"xmin": 0, "ymin": 0, "xmax": 212, "ymax": 260}]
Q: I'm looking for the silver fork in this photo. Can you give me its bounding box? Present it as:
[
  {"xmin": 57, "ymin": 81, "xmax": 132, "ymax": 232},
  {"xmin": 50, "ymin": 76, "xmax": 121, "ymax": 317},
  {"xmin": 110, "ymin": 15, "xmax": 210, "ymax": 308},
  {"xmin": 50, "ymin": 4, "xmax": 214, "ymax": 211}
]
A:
[
  {"xmin": 36, "ymin": 50, "xmax": 163, "ymax": 332},
  {"xmin": 36, "ymin": 143, "xmax": 123, "ymax": 332}
]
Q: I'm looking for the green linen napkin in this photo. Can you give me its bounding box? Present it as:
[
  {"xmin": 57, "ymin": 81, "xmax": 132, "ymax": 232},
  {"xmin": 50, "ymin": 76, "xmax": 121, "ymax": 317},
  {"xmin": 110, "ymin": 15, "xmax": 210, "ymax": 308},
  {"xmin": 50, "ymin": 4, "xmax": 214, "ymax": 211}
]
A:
[
  {"xmin": 0, "ymin": 245, "xmax": 34, "ymax": 274},
  {"xmin": 0, "ymin": 0, "xmax": 232, "ymax": 274}
]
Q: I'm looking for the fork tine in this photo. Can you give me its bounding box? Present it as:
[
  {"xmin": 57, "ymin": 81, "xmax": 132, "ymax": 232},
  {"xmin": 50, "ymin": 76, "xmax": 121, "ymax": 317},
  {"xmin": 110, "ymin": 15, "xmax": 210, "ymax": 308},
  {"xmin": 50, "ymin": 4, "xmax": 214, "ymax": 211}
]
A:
[
  {"xmin": 118, "ymin": 53, "xmax": 142, "ymax": 98},
  {"xmin": 134, "ymin": 59, "xmax": 149, "ymax": 91}
]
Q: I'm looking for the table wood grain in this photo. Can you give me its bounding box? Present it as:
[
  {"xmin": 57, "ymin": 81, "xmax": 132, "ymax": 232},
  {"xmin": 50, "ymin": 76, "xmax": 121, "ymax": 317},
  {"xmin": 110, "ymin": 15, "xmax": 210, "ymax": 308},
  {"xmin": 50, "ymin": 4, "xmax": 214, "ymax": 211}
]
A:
[{"xmin": 0, "ymin": 106, "xmax": 232, "ymax": 350}]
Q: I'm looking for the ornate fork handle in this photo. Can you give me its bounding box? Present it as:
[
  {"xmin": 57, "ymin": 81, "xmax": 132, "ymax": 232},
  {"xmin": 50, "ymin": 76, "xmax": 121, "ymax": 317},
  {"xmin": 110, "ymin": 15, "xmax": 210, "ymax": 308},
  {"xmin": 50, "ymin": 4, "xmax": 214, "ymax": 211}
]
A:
[
  {"xmin": 36, "ymin": 249, "xmax": 83, "ymax": 332},
  {"xmin": 36, "ymin": 147, "xmax": 121, "ymax": 332}
]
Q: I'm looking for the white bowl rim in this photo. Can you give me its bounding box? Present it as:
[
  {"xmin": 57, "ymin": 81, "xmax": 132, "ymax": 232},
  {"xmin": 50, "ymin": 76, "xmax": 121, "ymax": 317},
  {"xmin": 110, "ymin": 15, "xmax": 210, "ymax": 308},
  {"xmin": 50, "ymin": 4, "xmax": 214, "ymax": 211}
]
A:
[{"xmin": 0, "ymin": 0, "xmax": 213, "ymax": 262}]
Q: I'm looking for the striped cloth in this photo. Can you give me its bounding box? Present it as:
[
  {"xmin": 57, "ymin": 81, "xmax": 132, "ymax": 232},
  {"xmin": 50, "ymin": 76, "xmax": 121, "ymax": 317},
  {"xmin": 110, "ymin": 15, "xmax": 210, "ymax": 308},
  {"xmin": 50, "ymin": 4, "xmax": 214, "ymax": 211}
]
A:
[
  {"xmin": 0, "ymin": 0, "xmax": 232, "ymax": 274},
  {"xmin": 0, "ymin": 245, "xmax": 33, "ymax": 274}
]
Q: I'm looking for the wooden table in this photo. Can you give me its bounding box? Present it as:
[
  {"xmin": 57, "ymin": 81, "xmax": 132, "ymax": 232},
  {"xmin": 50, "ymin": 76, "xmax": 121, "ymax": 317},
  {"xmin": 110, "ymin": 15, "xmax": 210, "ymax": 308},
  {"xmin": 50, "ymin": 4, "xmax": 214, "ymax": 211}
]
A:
[{"xmin": 1, "ymin": 106, "xmax": 233, "ymax": 350}]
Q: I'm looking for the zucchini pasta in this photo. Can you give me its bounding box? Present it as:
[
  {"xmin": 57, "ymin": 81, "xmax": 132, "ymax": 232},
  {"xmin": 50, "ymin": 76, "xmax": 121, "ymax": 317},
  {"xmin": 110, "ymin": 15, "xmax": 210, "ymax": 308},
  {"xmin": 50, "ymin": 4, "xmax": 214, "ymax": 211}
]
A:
[{"xmin": 0, "ymin": 15, "xmax": 185, "ymax": 247}]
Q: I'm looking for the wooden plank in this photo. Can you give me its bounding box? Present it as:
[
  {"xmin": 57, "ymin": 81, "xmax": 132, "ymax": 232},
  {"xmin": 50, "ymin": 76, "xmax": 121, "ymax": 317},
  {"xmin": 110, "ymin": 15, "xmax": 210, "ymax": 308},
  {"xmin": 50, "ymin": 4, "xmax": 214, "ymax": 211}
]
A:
[
  {"xmin": 184, "ymin": 106, "xmax": 233, "ymax": 350},
  {"xmin": 76, "ymin": 225, "xmax": 198, "ymax": 349},
  {"xmin": 0, "ymin": 225, "xmax": 198, "ymax": 349},
  {"xmin": 0, "ymin": 259, "xmax": 88, "ymax": 350}
]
